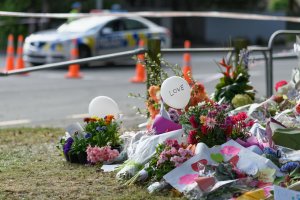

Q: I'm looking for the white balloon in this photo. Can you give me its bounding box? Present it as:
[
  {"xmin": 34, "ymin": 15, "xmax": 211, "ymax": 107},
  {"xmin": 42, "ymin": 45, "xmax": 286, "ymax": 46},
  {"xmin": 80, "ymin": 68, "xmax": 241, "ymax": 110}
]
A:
[
  {"xmin": 160, "ymin": 76, "xmax": 191, "ymax": 109},
  {"xmin": 88, "ymin": 96, "xmax": 119, "ymax": 118}
]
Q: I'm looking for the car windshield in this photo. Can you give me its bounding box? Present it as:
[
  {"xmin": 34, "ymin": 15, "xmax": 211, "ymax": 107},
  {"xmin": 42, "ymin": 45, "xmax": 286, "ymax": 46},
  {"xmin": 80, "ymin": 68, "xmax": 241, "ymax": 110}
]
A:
[{"xmin": 57, "ymin": 17, "xmax": 106, "ymax": 33}]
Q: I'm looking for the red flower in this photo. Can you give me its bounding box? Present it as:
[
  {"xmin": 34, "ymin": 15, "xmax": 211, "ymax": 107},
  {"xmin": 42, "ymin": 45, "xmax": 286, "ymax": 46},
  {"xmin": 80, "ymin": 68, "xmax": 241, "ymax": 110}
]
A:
[
  {"xmin": 201, "ymin": 125, "xmax": 208, "ymax": 135},
  {"xmin": 219, "ymin": 58, "xmax": 232, "ymax": 77},
  {"xmin": 188, "ymin": 130, "xmax": 198, "ymax": 144},
  {"xmin": 246, "ymin": 120, "xmax": 255, "ymax": 127},
  {"xmin": 189, "ymin": 115, "xmax": 198, "ymax": 128},
  {"xmin": 83, "ymin": 117, "xmax": 97, "ymax": 123},
  {"xmin": 239, "ymin": 112, "xmax": 248, "ymax": 121},
  {"xmin": 230, "ymin": 116, "xmax": 237, "ymax": 125},
  {"xmin": 234, "ymin": 112, "xmax": 248, "ymax": 121},
  {"xmin": 275, "ymin": 80, "xmax": 288, "ymax": 92}
]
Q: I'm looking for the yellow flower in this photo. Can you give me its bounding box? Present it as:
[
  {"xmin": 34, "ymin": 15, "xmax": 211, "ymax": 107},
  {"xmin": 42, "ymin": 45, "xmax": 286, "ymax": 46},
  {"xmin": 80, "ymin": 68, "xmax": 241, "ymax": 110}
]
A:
[{"xmin": 91, "ymin": 116, "xmax": 100, "ymax": 121}]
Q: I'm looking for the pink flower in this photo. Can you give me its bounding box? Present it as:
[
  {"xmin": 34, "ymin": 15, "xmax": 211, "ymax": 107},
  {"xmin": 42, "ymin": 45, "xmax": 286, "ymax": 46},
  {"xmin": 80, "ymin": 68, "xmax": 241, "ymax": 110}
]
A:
[
  {"xmin": 170, "ymin": 156, "xmax": 185, "ymax": 167},
  {"xmin": 157, "ymin": 151, "xmax": 168, "ymax": 166},
  {"xmin": 178, "ymin": 148, "xmax": 193, "ymax": 157},
  {"xmin": 205, "ymin": 117, "xmax": 216, "ymax": 129},
  {"xmin": 164, "ymin": 139, "xmax": 180, "ymax": 149},
  {"xmin": 170, "ymin": 147, "xmax": 178, "ymax": 155},
  {"xmin": 86, "ymin": 145, "xmax": 119, "ymax": 164}
]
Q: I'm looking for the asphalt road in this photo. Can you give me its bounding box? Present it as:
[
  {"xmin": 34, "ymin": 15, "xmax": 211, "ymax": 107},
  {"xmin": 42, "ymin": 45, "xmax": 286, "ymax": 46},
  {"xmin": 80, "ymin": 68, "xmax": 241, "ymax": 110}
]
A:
[{"xmin": 0, "ymin": 52, "xmax": 298, "ymax": 129}]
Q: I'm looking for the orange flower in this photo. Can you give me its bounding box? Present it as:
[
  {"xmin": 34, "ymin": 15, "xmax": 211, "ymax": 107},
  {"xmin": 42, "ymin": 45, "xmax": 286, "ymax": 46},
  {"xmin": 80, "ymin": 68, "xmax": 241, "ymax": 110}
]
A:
[
  {"xmin": 200, "ymin": 115, "xmax": 206, "ymax": 124},
  {"xmin": 148, "ymin": 85, "xmax": 160, "ymax": 102},
  {"xmin": 188, "ymin": 82, "xmax": 212, "ymax": 107},
  {"xmin": 147, "ymin": 103, "xmax": 159, "ymax": 119},
  {"xmin": 104, "ymin": 115, "xmax": 114, "ymax": 124}
]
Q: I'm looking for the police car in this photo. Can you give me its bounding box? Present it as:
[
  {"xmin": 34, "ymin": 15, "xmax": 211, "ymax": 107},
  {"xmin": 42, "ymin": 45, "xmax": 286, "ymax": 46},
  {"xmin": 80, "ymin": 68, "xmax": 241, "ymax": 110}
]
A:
[{"xmin": 23, "ymin": 16, "xmax": 171, "ymax": 66}]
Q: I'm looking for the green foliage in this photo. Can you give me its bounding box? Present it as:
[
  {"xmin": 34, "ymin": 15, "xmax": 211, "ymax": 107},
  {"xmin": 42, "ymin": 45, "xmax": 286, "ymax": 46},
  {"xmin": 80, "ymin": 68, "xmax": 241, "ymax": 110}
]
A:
[
  {"xmin": 214, "ymin": 51, "xmax": 255, "ymax": 104},
  {"xmin": 268, "ymin": 0, "xmax": 289, "ymax": 11},
  {"xmin": 0, "ymin": 1, "xmax": 39, "ymax": 49},
  {"xmin": 214, "ymin": 162, "xmax": 237, "ymax": 181},
  {"xmin": 70, "ymin": 136, "xmax": 88, "ymax": 155}
]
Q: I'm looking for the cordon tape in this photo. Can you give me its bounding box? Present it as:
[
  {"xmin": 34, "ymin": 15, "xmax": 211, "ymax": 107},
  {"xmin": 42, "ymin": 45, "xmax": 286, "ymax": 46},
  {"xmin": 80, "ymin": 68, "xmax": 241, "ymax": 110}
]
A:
[{"xmin": 0, "ymin": 11, "xmax": 300, "ymax": 23}]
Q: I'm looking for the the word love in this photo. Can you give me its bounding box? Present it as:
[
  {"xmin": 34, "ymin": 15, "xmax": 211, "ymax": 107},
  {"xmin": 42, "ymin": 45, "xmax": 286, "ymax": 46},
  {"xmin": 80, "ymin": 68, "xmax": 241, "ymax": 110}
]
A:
[{"xmin": 169, "ymin": 84, "xmax": 185, "ymax": 96}]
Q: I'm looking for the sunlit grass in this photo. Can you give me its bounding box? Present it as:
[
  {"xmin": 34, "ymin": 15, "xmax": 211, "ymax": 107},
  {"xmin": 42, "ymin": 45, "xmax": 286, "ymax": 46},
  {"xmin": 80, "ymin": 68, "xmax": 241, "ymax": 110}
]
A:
[{"xmin": 0, "ymin": 127, "xmax": 183, "ymax": 200}]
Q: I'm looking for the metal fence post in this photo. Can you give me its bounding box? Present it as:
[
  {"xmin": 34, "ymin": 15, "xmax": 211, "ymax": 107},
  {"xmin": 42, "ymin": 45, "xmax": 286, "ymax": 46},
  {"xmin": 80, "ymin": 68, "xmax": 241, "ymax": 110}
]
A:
[{"xmin": 267, "ymin": 49, "xmax": 273, "ymax": 97}]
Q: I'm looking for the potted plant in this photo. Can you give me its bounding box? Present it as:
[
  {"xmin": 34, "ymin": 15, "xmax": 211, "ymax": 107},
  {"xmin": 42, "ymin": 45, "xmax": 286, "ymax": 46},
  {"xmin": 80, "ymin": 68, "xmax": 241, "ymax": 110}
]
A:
[{"xmin": 57, "ymin": 115, "xmax": 122, "ymax": 164}]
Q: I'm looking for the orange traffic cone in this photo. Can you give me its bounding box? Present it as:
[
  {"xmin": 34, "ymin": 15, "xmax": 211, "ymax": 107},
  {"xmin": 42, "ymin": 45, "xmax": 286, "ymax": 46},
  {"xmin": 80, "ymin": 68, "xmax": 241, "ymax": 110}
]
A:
[
  {"xmin": 4, "ymin": 34, "xmax": 15, "ymax": 72},
  {"xmin": 130, "ymin": 40, "xmax": 146, "ymax": 83},
  {"xmin": 65, "ymin": 39, "xmax": 82, "ymax": 79},
  {"xmin": 16, "ymin": 35, "xmax": 25, "ymax": 70},
  {"xmin": 182, "ymin": 40, "xmax": 193, "ymax": 85}
]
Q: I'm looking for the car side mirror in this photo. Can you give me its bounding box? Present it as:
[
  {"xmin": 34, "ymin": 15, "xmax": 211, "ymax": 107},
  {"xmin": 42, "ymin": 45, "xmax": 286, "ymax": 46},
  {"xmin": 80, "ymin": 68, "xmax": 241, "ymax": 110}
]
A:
[{"xmin": 102, "ymin": 27, "xmax": 113, "ymax": 35}]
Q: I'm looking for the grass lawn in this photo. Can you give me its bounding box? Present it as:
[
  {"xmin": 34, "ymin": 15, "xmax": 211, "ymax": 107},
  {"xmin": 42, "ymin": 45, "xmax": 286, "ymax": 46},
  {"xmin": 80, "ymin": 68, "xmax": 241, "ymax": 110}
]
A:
[{"xmin": 0, "ymin": 127, "xmax": 184, "ymax": 200}]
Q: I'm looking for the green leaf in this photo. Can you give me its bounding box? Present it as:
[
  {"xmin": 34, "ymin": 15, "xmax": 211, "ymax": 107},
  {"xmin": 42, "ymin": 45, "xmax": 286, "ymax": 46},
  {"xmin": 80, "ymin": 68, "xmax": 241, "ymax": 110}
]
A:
[{"xmin": 211, "ymin": 153, "xmax": 224, "ymax": 163}]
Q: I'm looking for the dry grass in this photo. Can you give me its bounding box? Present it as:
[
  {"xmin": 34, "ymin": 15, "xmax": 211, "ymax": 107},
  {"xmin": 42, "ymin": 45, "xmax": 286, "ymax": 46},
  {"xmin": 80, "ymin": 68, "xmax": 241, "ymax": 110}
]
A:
[{"xmin": 0, "ymin": 128, "xmax": 183, "ymax": 200}]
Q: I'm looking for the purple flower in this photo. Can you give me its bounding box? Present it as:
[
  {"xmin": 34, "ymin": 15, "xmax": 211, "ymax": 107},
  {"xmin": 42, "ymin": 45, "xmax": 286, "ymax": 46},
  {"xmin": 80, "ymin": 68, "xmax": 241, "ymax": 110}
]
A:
[
  {"xmin": 207, "ymin": 110, "xmax": 217, "ymax": 118},
  {"xmin": 169, "ymin": 108, "xmax": 180, "ymax": 123},
  {"xmin": 222, "ymin": 116, "xmax": 233, "ymax": 128},
  {"xmin": 280, "ymin": 162, "xmax": 299, "ymax": 173},
  {"xmin": 63, "ymin": 137, "xmax": 74, "ymax": 155},
  {"xmin": 222, "ymin": 104, "xmax": 229, "ymax": 110}
]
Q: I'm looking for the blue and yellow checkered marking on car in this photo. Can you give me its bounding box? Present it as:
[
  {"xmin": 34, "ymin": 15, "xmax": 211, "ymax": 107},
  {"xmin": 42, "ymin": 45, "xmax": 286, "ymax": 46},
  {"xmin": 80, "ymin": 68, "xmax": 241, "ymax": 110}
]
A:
[
  {"xmin": 41, "ymin": 42, "xmax": 64, "ymax": 53},
  {"xmin": 95, "ymin": 31, "xmax": 165, "ymax": 50},
  {"xmin": 125, "ymin": 33, "xmax": 136, "ymax": 47},
  {"xmin": 123, "ymin": 32, "xmax": 149, "ymax": 47},
  {"xmin": 78, "ymin": 37, "xmax": 96, "ymax": 50},
  {"xmin": 43, "ymin": 43, "xmax": 50, "ymax": 51}
]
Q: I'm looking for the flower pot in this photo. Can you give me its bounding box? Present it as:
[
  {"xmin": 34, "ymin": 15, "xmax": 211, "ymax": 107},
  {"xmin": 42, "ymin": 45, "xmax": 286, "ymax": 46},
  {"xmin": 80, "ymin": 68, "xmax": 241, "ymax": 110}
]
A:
[
  {"xmin": 77, "ymin": 152, "xmax": 87, "ymax": 164},
  {"xmin": 68, "ymin": 153, "xmax": 79, "ymax": 163},
  {"xmin": 64, "ymin": 152, "xmax": 70, "ymax": 162},
  {"xmin": 68, "ymin": 152, "xmax": 87, "ymax": 164}
]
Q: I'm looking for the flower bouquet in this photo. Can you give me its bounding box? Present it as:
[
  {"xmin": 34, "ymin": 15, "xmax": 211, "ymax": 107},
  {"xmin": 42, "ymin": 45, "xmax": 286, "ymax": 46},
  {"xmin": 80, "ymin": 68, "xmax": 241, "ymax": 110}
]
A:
[
  {"xmin": 214, "ymin": 50, "xmax": 255, "ymax": 107},
  {"xmin": 146, "ymin": 139, "xmax": 194, "ymax": 181},
  {"xmin": 123, "ymin": 139, "xmax": 193, "ymax": 186},
  {"xmin": 58, "ymin": 115, "xmax": 122, "ymax": 164},
  {"xmin": 180, "ymin": 101, "xmax": 254, "ymax": 147}
]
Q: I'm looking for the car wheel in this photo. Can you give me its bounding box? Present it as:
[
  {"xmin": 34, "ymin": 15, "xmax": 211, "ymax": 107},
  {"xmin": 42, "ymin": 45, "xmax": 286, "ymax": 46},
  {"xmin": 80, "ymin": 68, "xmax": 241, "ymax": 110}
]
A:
[{"xmin": 78, "ymin": 45, "xmax": 91, "ymax": 68}]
